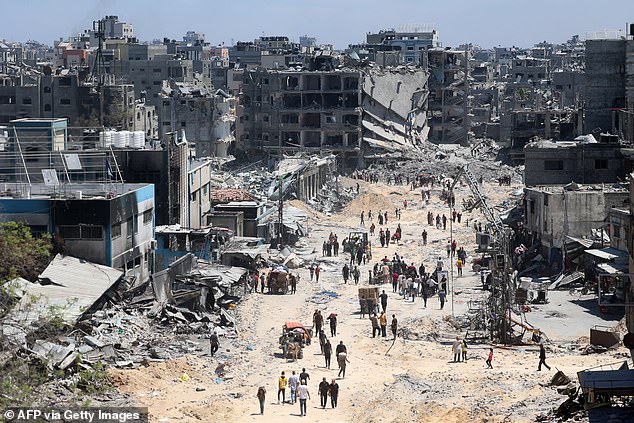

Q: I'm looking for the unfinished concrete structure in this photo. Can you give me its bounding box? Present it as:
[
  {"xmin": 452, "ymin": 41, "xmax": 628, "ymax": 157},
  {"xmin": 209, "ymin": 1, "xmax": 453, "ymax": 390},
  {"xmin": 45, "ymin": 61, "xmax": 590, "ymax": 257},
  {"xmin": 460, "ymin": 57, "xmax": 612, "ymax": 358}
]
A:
[{"xmin": 239, "ymin": 62, "xmax": 428, "ymax": 168}]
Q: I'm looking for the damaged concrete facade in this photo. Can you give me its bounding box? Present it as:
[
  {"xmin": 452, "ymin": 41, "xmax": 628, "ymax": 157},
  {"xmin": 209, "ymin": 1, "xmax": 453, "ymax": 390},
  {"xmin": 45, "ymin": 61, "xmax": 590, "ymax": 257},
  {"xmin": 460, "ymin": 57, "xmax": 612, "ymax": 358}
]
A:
[
  {"xmin": 159, "ymin": 80, "xmax": 236, "ymax": 157},
  {"xmin": 524, "ymin": 185, "xmax": 629, "ymax": 259},
  {"xmin": 426, "ymin": 48, "xmax": 470, "ymax": 144},
  {"xmin": 238, "ymin": 65, "xmax": 428, "ymax": 168},
  {"xmin": 523, "ymin": 136, "xmax": 628, "ymax": 186}
]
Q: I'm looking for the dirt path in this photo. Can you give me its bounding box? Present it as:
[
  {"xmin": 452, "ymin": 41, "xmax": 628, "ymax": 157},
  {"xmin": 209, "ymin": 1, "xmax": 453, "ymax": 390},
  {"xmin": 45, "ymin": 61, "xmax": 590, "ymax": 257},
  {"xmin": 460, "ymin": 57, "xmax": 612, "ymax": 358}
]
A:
[{"xmin": 111, "ymin": 178, "xmax": 631, "ymax": 422}]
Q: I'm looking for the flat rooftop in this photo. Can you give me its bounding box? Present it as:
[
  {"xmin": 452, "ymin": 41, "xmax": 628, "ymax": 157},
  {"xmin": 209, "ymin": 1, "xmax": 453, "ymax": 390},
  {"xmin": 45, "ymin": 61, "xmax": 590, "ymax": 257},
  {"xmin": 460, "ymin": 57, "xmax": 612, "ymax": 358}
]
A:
[{"xmin": 0, "ymin": 182, "xmax": 152, "ymax": 200}]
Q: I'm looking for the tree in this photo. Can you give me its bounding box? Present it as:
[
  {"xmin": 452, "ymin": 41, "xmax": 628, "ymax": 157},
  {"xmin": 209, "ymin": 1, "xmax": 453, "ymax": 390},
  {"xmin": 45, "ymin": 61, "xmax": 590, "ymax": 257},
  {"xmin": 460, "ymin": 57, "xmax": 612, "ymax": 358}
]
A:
[{"xmin": 0, "ymin": 222, "xmax": 52, "ymax": 283}]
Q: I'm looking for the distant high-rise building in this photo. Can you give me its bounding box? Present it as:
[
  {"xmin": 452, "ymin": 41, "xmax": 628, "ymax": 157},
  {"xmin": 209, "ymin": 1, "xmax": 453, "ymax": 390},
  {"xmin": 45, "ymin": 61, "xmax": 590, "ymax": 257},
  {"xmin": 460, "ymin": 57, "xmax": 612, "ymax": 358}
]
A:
[{"xmin": 366, "ymin": 24, "xmax": 440, "ymax": 64}]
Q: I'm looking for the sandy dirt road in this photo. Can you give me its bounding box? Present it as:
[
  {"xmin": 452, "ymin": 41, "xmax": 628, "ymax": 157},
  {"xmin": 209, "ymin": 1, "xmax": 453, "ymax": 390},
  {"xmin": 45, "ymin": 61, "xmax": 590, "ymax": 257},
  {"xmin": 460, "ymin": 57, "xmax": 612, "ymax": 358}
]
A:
[{"xmin": 111, "ymin": 178, "xmax": 631, "ymax": 423}]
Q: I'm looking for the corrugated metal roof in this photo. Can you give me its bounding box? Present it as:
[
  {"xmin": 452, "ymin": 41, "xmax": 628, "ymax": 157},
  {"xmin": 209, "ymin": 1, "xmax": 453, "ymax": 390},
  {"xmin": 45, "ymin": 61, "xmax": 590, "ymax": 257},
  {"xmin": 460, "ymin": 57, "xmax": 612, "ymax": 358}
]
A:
[
  {"xmin": 585, "ymin": 247, "xmax": 627, "ymax": 261},
  {"xmin": 2, "ymin": 255, "xmax": 123, "ymax": 344}
]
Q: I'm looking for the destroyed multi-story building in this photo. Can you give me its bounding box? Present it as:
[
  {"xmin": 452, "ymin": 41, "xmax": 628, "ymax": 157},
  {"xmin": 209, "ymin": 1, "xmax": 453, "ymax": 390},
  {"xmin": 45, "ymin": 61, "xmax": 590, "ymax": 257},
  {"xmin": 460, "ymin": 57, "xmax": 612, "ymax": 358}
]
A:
[
  {"xmin": 158, "ymin": 80, "xmax": 236, "ymax": 157},
  {"xmin": 238, "ymin": 55, "xmax": 428, "ymax": 168},
  {"xmin": 584, "ymin": 30, "xmax": 634, "ymax": 142},
  {"xmin": 426, "ymin": 48, "xmax": 470, "ymax": 144}
]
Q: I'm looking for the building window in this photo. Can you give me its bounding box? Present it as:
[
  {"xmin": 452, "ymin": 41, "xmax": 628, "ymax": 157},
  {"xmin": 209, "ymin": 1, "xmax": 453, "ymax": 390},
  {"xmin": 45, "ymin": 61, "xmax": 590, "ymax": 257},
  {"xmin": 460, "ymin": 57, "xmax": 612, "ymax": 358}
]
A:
[
  {"xmin": 613, "ymin": 224, "xmax": 621, "ymax": 238},
  {"xmin": 59, "ymin": 225, "xmax": 103, "ymax": 240},
  {"xmin": 22, "ymin": 97, "xmax": 32, "ymax": 105},
  {"xmin": 181, "ymin": 121, "xmax": 186, "ymax": 127},
  {"xmin": 543, "ymin": 195, "xmax": 548, "ymax": 206},
  {"xmin": 126, "ymin": 218, "xmax": 133, "ymax": 238},
  {"xmin": 44, "ymin": 86, "xmax": 51, "ymax": 93},
  {"xmin": 595, "ymin": 159, "xmax": 608, "ymax": 169},
  {"xmin": 112, "ymin": 223, "xmax": 121, "ymax": 238},
  {"xmin": 58, "ymin": 225, "xmax": 80, "ymax": 240},
  {"xmin": 203, "ymin": 184, "xmax": 208, "ymax": 195},
  {"xmin": 530, "ymin": 201, "xmax": 535, "ymax": 214},
  {"xmin": 60, "ymin": 98, "xmax": 71, "ymax": 105},
  {"xmin": 143, "ymin": 209, "xmax": 153, "ymax": 224},
  {"xmin": 191, "ymin": 191, "xmax": 197, "ymax": 202},
  {"xmin": 81, "ymin": 225, "xmax": 103, "ymax": 239},
  {"xmin": 544, "ymin": 160, "xmax": 563, "ymax": 171}
]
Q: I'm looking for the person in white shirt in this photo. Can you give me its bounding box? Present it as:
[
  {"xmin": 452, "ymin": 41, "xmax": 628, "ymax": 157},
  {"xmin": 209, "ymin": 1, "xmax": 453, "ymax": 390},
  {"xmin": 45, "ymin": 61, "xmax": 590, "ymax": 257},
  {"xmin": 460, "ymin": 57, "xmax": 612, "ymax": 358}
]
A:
[
  {"xmin": 297, "ymin": 380, "xmax": 311, "ymax": 416},
  {"xmin": 288, "ymin": 371, "xmax": 299, "ymax": 404}
]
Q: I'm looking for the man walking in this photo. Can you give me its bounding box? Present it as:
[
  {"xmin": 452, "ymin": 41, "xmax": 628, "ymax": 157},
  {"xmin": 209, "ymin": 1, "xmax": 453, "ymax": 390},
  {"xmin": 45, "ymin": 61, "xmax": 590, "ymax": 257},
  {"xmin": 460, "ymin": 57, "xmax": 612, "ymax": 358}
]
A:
[
  {"xmin": 439, "ymin": 289, "xmax": 446, "ymax": 309},
  {"xmin": 327, "ymin": 313, "xmax": 337, "ymax": 337},
  {"xmin": 209, "ymin": 330, "xmax": 219, "ymax": 357},
  {"xmin": 324, "ymin": 339, "xmax": 332, "ymax": 369},
  {"xmin": 537, "ymin": 344, "xmax": 551, "ymax": 371},
  {"xmin": 379, "ymin": 290, "xmax": 388, "ymax": 313},
  {"xmin": 278, "ymin": 371, "xmax": 288, "ymax": 404},
  {"xmin": 353, "ymin": 265, "xmax": 360, "ymax": 285},
  {"xmin": 391, "ymin": 314, "xmax": 398, "ymax": 340},
  {"xmin": 288, "ymin": 371, "xmax": 299, "ymax": 404},
  {"xmin": 452, "ymin": 337, "xmax": 462, "ymax": 363},
  {"xmin": 319, "ymin": 377, "xmax": 330, "ymax": 408},
  {"xmin": 421, "ymin": 284, "xmax": 428, "ymax": 308},
  {"xmin": 314, "ymin": 264, "xmax": 321, "ymax": 282},
  {"xmin": 329, "ymin": 379, "xmax": 339, "ymax": 408},
  {"xmin": 370, "ymin": 313, "xmax": 380, "ymax": 338},
  {"xmin": 313, "ymin": 310, "xmax": 323, "ymax": 336},
  {"xmin": 299, "ymin": 368, "xmax": 310, "ymax": 385},
  {"xmin": 256, "ymin": 386, "xmax": 266, "ymax": 415},
  {"xmin": 342, "ymin": 263, "xmax": 349, "ymax": 284},
  {"xmin": 456, "ymin": 258, "xmax": 463, "ymax": 277},
  {"xmin": 297, "ymin": 380, "xmax": 310, "ymax": 416},
  {"xmin": 379, "ymin": 311, "xmax": 388, "ymax": 337}
]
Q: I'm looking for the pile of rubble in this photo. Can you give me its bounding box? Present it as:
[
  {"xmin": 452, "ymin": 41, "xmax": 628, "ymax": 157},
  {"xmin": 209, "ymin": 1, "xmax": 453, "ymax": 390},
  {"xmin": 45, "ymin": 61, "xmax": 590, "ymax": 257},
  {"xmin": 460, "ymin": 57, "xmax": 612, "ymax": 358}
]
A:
[
  {"xmin": 306, "ymin": 179, "xmax": 356, "ymax": 214},
  {"xmin": 399, "ymin": 316, "xmax": 458, "ymax": 341}
]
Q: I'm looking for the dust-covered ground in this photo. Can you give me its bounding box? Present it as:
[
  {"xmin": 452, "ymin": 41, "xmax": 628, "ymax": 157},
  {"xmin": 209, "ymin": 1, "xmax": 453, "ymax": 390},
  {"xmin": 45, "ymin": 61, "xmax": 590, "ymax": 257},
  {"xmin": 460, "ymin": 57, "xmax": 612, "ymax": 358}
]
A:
[{"xmin": 109, "ymin": 177, "xmax": 633, "ymax": 423}]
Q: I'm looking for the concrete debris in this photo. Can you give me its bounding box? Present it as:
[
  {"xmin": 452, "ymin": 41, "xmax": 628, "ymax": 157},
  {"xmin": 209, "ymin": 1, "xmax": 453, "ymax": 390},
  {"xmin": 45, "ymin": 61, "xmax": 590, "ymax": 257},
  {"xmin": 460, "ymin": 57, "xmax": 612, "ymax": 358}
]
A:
[{"xmin": 305, "ymin": 289, "xmax": 340, "ymax": 304}]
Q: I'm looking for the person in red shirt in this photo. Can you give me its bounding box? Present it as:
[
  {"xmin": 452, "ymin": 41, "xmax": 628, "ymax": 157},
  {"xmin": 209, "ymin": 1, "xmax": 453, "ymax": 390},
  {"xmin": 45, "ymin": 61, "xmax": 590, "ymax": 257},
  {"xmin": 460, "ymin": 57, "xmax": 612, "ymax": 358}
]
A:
[{"xmin": 486, "ymin": 348, "xmax": 493, "ymax": 369}]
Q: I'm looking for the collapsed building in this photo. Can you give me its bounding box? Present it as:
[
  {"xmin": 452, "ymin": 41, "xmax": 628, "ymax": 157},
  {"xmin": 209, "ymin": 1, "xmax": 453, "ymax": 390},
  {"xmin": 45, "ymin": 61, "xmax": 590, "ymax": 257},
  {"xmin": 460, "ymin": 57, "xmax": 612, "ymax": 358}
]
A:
[{"xmin": 237, "ymin": 55, "xmax": 429, "ymax": 168}]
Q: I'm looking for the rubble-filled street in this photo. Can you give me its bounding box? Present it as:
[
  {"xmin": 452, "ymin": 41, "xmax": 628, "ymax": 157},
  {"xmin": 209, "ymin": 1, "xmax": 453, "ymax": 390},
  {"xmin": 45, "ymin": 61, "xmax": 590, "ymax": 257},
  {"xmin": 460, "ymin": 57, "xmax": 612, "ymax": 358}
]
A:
[
  {"xmin": 3, "ymin": 3, "xmax": 634, "ymax": 423},
  {"xmin": 98, "ymin": 177, "xmax": 632, "ymax": 422}
]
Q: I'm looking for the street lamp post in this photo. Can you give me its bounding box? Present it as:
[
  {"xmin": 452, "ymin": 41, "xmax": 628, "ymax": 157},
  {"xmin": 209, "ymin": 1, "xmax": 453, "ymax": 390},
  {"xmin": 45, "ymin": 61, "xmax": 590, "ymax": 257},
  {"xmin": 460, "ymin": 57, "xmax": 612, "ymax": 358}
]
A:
[{"xmin": 449, "ymin": 193, "xmax": 455, "ymax": 317}]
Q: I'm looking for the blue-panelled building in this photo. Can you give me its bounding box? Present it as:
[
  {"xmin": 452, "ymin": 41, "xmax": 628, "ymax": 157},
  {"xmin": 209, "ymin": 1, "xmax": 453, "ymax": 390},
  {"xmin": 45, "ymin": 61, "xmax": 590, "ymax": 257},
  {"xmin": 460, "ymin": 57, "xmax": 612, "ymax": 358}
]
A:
[{"xmin": 0, "ymin": 182, "xmax": 155, "ymax": 283}]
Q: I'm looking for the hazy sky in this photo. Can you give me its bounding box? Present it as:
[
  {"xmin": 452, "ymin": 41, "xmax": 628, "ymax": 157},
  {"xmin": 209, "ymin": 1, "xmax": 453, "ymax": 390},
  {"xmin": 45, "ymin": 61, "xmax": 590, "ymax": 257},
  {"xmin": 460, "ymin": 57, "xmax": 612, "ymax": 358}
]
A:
[{"xmin": 2, "ymin": 0, "xmax": 632, "ymax": 48}]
